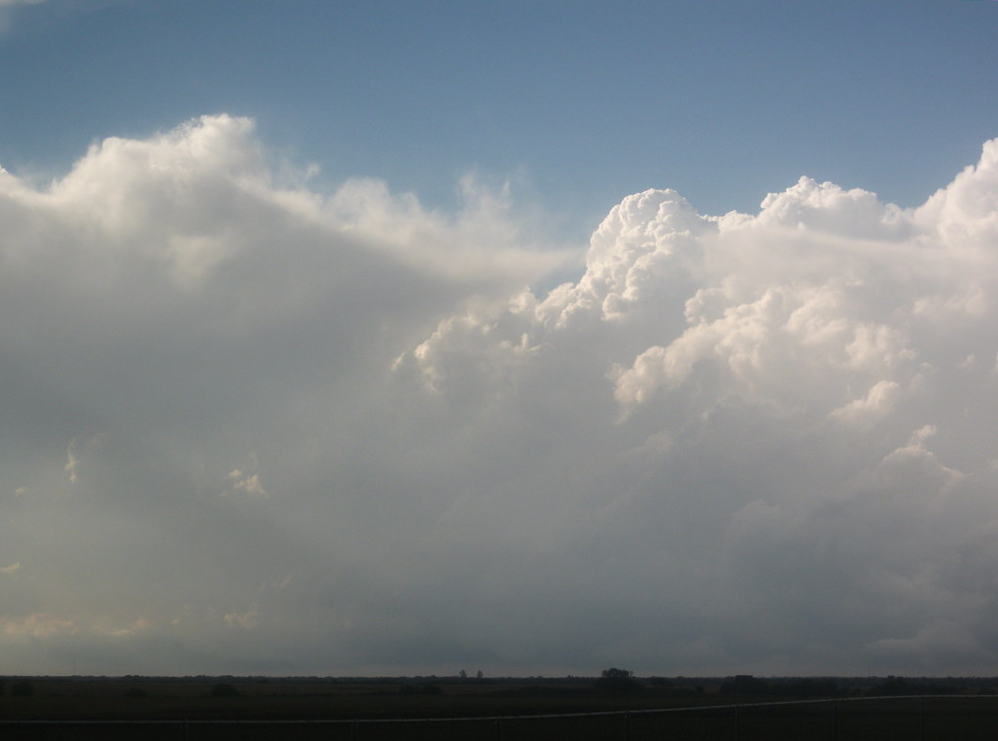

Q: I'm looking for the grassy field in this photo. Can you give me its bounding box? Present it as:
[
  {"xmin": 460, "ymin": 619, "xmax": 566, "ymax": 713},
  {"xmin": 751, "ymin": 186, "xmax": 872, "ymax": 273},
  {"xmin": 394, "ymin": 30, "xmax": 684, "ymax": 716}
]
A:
[
  {"xmin": 0, "ymin": 677, "xmax": 709, "ymax": 721},
  {"xmin": 2, "ymin": 677, "xmax": 998, "ymax": 740},
  {"xmin": 0, "ymin": 677, "xmax": 695, "ymax": 740}
]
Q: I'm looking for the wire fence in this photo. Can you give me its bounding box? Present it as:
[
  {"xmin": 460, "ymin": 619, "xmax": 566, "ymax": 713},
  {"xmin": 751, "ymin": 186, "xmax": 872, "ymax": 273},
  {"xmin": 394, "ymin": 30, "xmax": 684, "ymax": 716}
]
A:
[{"xmin": 2, "ymin": 694, "xmax": 997, "ymax": 740}]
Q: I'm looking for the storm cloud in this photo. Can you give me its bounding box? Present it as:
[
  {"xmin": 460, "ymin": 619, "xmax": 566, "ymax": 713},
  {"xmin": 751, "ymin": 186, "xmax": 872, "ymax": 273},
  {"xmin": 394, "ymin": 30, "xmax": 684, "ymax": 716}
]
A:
[{"xmin": 3, "ymin": 116, "xmax": 998, "ymax": 677}]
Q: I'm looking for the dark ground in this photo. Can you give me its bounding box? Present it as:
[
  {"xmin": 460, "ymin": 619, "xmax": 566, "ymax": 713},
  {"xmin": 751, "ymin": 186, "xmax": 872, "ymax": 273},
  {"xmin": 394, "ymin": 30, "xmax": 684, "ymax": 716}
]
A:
[{"xmin": 1, "ymin": 675, "xmax": 997, "ymax": 740}]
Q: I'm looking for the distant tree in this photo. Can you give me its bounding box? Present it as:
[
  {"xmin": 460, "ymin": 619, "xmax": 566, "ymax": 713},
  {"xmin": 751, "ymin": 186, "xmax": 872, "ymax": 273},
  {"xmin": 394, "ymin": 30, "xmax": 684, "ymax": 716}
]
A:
[
  {"xmin": 476, "ymin": 670, "xmax": 484, "ymax": 680},
  {"xmin": 594, "ymin": 668, "xmax": 642, "ymax": 693},
  {"xmin": 459, "ymin": 669, "xmax": 467, "ymax": 680},
  {"xmin": 776, "ymin": 678, "xmax": 839, "ymax": 698},
  {"xmin": 602, "ymin": 668, "xmax": 633, "ymax": 680},
  {"xmin": 869, "ymin": 676, "xmax": 954, "ymax": 697}
]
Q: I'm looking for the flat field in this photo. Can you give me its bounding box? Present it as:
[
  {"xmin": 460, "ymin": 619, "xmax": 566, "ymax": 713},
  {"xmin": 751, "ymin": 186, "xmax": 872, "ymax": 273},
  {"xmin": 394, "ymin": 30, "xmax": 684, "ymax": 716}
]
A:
[
  {"xmin": 2, "ymin": 678, "xmax": 998, "ymax": 741},
  {"xmin": 0, "ymin": 677, "xmax": 700, "ymax": 721}
]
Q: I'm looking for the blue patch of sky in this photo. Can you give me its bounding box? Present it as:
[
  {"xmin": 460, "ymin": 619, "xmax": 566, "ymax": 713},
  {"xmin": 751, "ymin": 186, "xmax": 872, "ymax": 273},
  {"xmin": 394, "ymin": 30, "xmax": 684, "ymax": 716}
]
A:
[{"xmin": 1, "ymin": 0, "xmax": 997, "ymax": 241}]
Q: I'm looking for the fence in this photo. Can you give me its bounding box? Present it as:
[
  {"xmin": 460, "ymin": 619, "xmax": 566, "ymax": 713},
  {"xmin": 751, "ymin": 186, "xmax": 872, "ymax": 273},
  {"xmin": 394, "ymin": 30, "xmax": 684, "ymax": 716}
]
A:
[{"xmin": 2, "ymin": 694, "xmax": 998, "ymax": 740}]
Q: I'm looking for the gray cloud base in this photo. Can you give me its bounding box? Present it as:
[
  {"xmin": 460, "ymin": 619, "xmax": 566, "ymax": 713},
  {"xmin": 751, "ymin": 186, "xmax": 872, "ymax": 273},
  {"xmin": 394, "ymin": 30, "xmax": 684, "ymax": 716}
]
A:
[{"xmin": 2, "ymin": 115, "xmax": 998, "ymax": 677}]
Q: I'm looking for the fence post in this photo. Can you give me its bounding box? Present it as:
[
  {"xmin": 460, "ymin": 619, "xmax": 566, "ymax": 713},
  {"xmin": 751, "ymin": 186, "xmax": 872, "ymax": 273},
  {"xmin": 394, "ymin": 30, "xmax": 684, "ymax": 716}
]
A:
[
  {"xmin": 495, "ymin": 716, "xmax": 502, "ymax": 741},
  {"xmin": 624, "ymin": 711, "xmax": 630, "ymax": 741}
]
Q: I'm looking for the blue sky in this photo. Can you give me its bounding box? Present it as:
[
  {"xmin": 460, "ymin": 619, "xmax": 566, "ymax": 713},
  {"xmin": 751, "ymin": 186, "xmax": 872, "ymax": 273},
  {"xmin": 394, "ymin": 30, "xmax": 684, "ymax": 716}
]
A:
[
  {"xmin": 3, "ymin": 1, "xmax": 998, "ymax": 678},
  {"xmin": 3, "ymin": 1, "xmax": 998, "ymax": 234}
]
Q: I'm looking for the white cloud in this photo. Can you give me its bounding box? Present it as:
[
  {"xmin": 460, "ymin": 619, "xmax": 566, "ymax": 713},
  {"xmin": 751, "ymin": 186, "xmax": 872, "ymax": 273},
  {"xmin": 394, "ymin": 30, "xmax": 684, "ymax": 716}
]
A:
[
  {"xmin": 2, "ymin": 613, "xmax": 77, "ymax": 639},
  {"xmin": 224, "ymin": 604, "xmax": 260, "ymax": 631},
  {"xmin": 226, "ymin": 470, "xmax": 267, "ymax": 499},
  {"xmin": 829, "ymin": 380, "xmax": 901, "ymax": 427},
  {"xmin": 389, "ymin": 136, "xmax": 998, "ymax": 674},
  {"xmin": 3, "ymin": 117, "xmax": 998, "ymax": 676}
]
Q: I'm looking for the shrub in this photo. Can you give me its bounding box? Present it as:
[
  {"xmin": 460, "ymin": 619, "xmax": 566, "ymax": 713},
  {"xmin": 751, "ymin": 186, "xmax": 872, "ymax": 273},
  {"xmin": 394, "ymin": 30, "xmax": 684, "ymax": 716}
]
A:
[{"xmin": 594, "ymin": 668, "xmax": 642, "ymax": 693}]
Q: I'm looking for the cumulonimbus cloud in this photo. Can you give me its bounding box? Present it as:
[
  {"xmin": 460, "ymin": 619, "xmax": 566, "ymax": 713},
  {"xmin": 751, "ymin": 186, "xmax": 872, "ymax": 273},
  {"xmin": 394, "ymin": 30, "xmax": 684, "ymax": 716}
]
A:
[
  {"xmin": 2, "ymin": 116, "xmax": 998, "ymax": 676},
  {"xmin": 393, "ymin": 138, "xmax": 998, "ymax": 675}
]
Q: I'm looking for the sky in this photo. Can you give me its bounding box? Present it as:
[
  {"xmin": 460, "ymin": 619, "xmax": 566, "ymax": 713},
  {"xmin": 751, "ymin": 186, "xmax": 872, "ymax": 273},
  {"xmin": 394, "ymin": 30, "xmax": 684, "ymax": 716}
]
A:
[{"xmin": 1, "ymin": 0, "xmax": 998, "ymax": 678}]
